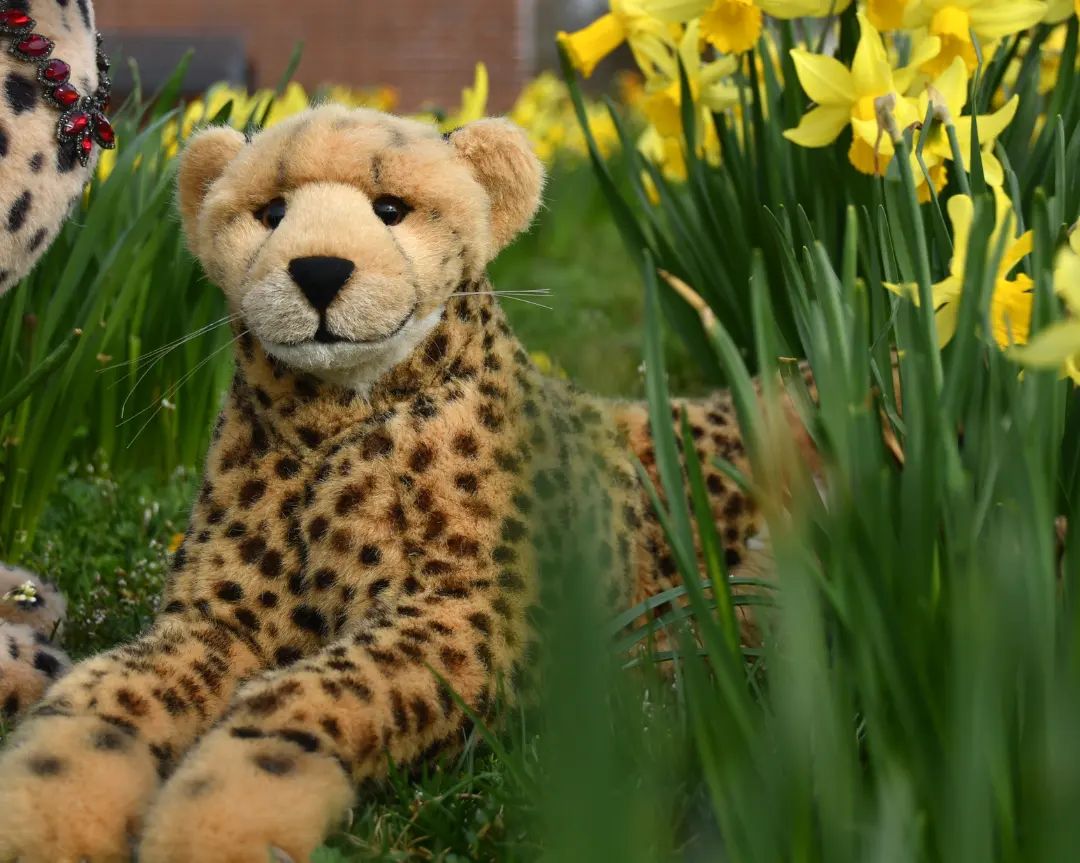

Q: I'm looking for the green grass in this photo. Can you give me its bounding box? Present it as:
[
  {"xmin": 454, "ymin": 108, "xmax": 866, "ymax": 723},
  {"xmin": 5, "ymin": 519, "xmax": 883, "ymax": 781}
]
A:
[{"xmin": 494, "ymin": 163, "xmax": 702, "ymax": 398}]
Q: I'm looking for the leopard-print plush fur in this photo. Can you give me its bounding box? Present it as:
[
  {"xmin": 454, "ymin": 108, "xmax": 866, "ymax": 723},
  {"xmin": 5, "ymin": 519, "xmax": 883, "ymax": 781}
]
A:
[
  {"xmin": 0, "ymin": 563, "xmax": 71, "ymax": 720},
  {"xmin": 0, "ymin": 105, "xmax": 806, "ymax": 863},
  {"xmin": 0, "ymin": 0, "xmax": 100, "ymax": 294}
]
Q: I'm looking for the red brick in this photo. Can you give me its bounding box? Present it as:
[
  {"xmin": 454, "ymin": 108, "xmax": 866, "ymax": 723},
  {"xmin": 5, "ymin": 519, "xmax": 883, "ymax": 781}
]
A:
[{"xmin": 95, "ymin": 0, "xmax": 535, "ymax": 111}]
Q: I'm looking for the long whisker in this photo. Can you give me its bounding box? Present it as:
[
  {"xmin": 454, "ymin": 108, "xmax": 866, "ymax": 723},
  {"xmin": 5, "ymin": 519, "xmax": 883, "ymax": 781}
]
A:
[
  {"xmin": 449, "ymin": 290, "xmax": 554, "ymax": 310},
  {"xmin": 111, "ymin": 315, "xmax": 239, "ymax": 418},
  {"xmin": 120, "ymin": 331, "xmax": 245, "ymax": 443},
  {"xmin": 100, "ymin": 314, "xmax": 238, "ymax": 375},
  {"xmin": 450, "ymin": 290, "xmax": 552, "ymax": 296},
  {"xmin": 493, "ymin": 296, "xmax": 553, "ymax": 310}
]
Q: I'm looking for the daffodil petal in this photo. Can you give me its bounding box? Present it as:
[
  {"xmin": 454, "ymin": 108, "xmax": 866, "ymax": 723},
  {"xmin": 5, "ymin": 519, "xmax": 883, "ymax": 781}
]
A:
[
  {"xmin": 853, "ymin": 13, "xmax": 892, "ymax": 95},
  {"xmin": 1056, "ymin": 243, "xmax": 1080, "ymax": 314},
  {"xmin": 850, "ymin": 116, "xmax": 897, "ymax": 154},
  {"xmin": 969, "ymin": 2, "xmax": 1048, "ymax": 38},
  {"xmin": 1009, "ymin": 321, "xmax": 1080, "ymax": 368},
  {"xmin": 1044, "ymin": 0, "xmax": 1076, "ymax": 23},
  {"xmin": 895, "ymin": 35, "xmax": 943, "ymax": 92},
  {"xmin": 974, "ymin": 94, "xmax": 1019, "ymax": 144},
  {"xmin": 1002, "ymin": 231, "xmax": 1034, "ymax": 276},
  {"xmin": 928, "ymin": 56, "xmax": 969, "ymax": 119},
  {"xmin": 783, "ymin": 105, "xmax": 852, "ymax": 147},
  {"xmin": 789, "ymin": 49, "xmax": 856, "ymax": 105},
  {"xmin": 981, "ymin": 150, "xmax": 1005, "ymax": 186},
  {"xmin": 935, "ymin": 296, "xmax": 960, "ymax": 347},
  {"xmin": 947, "ymin": 195, "xmax": 975, "ymax": 278}
]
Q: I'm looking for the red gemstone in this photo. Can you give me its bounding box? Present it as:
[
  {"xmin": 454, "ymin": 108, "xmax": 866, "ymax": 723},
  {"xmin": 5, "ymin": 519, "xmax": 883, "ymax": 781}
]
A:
[
  {"xmin": 53, "ymin": 84, "xmax": 79, "ymax": 107},
  {"xmin": 80, "ymin": 137, "xmax": 93, "ymax": 157},
  {"xmin": 15, "ymin": 34, "xmax": 52, "ymax": 58},
  {"xmin": 42, "ymin": 59, "xmax": 70, "ymax": 83},
  {"xmin": 61, "ymin": 112, "xmax": 89, "ymax": 137},
  {"xmin": 0, "ymin": 10, "xmax": 33, "ymax": 29},
  {"xmin": 93, "ymin": 116, "xmax": 115, "ymax": 146}
]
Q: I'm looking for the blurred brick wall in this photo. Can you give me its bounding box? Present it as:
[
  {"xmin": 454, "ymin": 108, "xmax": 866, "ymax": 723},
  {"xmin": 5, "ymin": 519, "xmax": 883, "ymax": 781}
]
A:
[{"xmin": 94, "ymin": 0, "xmax": 537, "ymax": 111}]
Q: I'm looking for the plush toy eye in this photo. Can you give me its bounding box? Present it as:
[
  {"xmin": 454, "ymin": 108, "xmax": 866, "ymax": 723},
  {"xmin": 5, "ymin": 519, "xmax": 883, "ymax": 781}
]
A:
[
  {"xmin": 255, "ymin": 198, "xmax": 287, "ymax": 230},
  {"xmin": 373, "ymin": 196, "xmax": 411, "ymax": 227}
]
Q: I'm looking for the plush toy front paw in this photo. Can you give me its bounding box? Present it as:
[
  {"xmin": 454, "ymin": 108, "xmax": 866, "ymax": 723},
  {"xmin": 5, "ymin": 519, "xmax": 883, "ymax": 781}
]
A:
[
  {"xmin": 0, "ymin": 621, "xmax": 71, "ymax": 721},
  {"xmin": 0, "ymin": 715, "xmax": 160, "ymax": 863},
  {"xmin": 140, "ymin": 728, "xmax": 355, "ymax": 863}
]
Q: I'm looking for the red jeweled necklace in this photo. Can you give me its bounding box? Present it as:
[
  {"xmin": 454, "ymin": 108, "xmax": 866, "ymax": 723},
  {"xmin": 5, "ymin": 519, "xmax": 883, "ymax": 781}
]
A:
[{"xmin": 0, "ymin": 0, "xmax": 114, "ymax": 166}]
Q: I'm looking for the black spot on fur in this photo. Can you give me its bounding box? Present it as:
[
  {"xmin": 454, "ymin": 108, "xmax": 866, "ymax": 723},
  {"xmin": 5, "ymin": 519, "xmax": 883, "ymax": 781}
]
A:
[
  {"xmin": 57, "ymin": 142, "xmax": 79, "ymax": 174},
  {"xmin": 278, "ymin": 729, "xmax": 320, "ymax": 752},
  {"xmin": 253, "ymin": 753, "xmax": 294, "ymax": 775},
  {"xmin": 0, "ymin": 124, "xmax": 9, "ymax": 158},
  {"xmin": 275, "ymin": 646, "xmax": 302, "ymax": 667},
  {"xmin": 5, "ymin": 73, "xmax": 36, "ymax": 114},
  {"xmin": 33, "ymin": 650, "xmax": 62, "ymax": 678},
  {"xmin": 292, "ymin": 605, "xmax": 329, "ymax": 637},
  {"xmin": 215, "ymin": 581, "xmax": 244, "ymax": 602},
  {"xmin": 92, "ymin": 728, "xmax": 131, "ymax": 752},
  {"xmin": 27, "ymin": 227, "xmax": 48, "ymax": 252},
  {"xmin": 28, "ymin": 151, "xmax": 43, "ymax": 172},
  {"xmin": 7, "ymin": 191, "xmax": 32, "ymax": 232},
  {"xmin": 26, "ymin": 755, "xmax": 65, "ymax": 776}
]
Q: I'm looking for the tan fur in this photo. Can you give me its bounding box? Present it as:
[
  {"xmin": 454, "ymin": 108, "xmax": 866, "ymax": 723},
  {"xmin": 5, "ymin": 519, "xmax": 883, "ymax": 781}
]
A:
[
  {"xmin": 0, "ymin": 0, "xmax": 101, "ymax": 294},
  {"xmin": 0, "ymin": 106, "xmax": 801, "ymax": 861},
  {"xmin": 0, "ymin": 565, "xmax": 71, "ymax": 721}
]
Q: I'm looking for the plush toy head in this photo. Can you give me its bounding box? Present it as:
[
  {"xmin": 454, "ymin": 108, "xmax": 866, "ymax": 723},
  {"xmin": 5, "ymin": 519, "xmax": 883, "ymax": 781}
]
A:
[{"xmin": 178, "ymin": 105, "xmax": 544, "ymax": 390}]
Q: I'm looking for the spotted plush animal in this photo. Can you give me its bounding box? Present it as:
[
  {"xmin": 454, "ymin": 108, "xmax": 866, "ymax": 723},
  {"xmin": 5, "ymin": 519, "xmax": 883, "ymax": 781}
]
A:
[
  {"xmin": 0, "ymin": 564, "xmax": 71, "ymax": 720},
  {"xmin": 0, "ymin": 0, "xmax": 108, "ymax": 726},
  {"xmin": 0, "ymin": 0, "xmax": 111, "ymax": 296},
  {"xmin": 0, "ymin": 105, "xmax": 795, "ymax": 862}
]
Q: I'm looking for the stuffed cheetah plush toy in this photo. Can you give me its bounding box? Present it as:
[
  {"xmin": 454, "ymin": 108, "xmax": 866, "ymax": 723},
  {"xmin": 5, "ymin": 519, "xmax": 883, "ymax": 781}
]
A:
[
  {"xmin": 0, "ymin": 104, "xmax": 791, "ymax": 862},
  {"xmin": 0, "ymin": 0, "xmax": 111, "ymax": 723}
]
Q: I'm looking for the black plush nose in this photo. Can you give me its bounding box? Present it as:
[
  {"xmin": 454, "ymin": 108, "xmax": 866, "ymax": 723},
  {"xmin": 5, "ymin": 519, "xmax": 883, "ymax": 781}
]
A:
[{"xmin": 288, "ymin": 256, "xmax": 355, "ymax": 312}]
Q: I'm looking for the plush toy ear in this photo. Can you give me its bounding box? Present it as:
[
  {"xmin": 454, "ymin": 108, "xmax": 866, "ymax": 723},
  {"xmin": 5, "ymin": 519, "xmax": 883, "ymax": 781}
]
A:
[
  {"xmin": 177, "ymin": 126, "xmax": 247, "ymax": 248},
  {"xmin": 450, "ymin": 119, "xmax": 545, "ymax": 252}
]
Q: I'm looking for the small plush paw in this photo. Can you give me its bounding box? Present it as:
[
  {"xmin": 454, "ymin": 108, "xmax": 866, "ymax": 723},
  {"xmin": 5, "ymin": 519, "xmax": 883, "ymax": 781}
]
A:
[
  {"xmin": 0, "ymin": 715, "xmax": 159, "ymax": 863},
  {"xmin": 0, "ymin": 563, "xmax": 67, "ymax": 637},
  {"xmin": 140, "ymin": 728, "xmax": 355, "ymax": 863},
  {"xmin": 0, "ymin": 621, "xmax": 71, "ymax": 720}
]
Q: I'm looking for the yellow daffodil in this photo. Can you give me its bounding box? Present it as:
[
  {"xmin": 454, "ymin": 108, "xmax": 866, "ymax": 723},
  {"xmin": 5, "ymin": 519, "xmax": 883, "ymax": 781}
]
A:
[
  {"xmin": 889, "ymin": 191, "xmax": 1033, "ymax": 348},
  {"xmin": 699, "ymin": 0, "xmax": 765, "ymax": 54},
  {"xmin": 637, "ymin": 22, "xmax": 734, "ymax": 174},
  {"xmin": 321, "ymin": 84, "xmax": 400, "ymax": 113},
  {"xmin": 867, "ymin": 0, "xmax": 910, "ymax": 30},
  {"xmin": 649, "ymin": 0, "xmax": 851, "ymax": 56},
  {"xmin": 917, "ymin": 56, "xmax": 1018, "ymax": 191},
  {"xmin": 1043, "ymin": 0, "xmax": 1077, "ymax": 22},
  {"xmin": 1010, "ymin": 228, "xmax": 1080, "ymax": 381},
  {"xmin": 904, "ymin": 0, "xmax": 1048, "ymax": 76},
  {"xmin": 439, "ymin": 63, "xmax": 489, "ymax": 132},
  {"xmin": 509, "ymin": 72, "xmax": 621, "ymax": 162},
  {"xmin": 557, "ymin": 0, "xmax": 686, "ymax": 79},
  {"xmin": 783, "ymin": 13, "xmax": 939, "ymax": 174}
]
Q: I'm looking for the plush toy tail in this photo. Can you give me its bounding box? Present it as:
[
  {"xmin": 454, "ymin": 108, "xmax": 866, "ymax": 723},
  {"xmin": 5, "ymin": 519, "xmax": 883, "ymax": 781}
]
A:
[{"xmin": 0, "ymin": 564, "xmax": 71, "ymax": 721}]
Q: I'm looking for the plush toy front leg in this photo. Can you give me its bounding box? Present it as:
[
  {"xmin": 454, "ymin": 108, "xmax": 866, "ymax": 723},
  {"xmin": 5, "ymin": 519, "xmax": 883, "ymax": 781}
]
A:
[
  {"xmin": 140, "ymin": 619, "xmax": 494, "ymax": 863},
  {"xmin": 0, "ymin": 615, "xmax": 263, "ymax": 863}
]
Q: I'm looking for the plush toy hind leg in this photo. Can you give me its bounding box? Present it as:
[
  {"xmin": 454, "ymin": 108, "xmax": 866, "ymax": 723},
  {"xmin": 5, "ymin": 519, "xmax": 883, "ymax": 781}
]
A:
[{"xmin": 140, "ymin": 617, "xmax": 494, "ymax": 863}]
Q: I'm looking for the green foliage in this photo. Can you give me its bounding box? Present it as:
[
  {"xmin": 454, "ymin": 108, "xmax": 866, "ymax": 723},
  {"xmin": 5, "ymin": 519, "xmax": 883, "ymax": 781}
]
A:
[
  {"xmin": 0, "ymin": 62, "xmax": 233, "ymax": 555},
  {"xmin": 551, "ymin": 9, "xmax": 1080, "ymax": 863}
]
